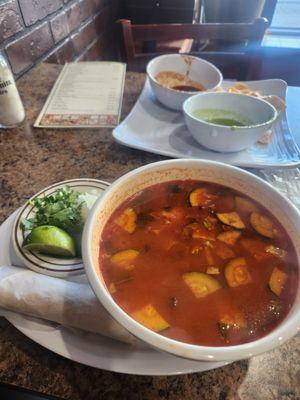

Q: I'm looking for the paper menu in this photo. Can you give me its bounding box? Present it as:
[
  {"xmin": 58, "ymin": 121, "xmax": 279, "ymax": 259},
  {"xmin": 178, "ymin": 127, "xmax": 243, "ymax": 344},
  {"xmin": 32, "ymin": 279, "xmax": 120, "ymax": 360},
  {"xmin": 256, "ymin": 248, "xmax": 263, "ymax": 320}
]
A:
[{"xmin": 34, "ymin": 62, "xmax": 126, "ymax": 128}]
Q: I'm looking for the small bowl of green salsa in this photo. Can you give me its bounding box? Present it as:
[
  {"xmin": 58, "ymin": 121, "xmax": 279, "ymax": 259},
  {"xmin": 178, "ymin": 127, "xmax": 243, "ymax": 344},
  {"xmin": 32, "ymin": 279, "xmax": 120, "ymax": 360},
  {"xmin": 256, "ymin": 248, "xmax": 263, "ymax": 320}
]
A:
[{"xmin": 183, "ymin": 92, "xmax": 277, "ymax": 152}]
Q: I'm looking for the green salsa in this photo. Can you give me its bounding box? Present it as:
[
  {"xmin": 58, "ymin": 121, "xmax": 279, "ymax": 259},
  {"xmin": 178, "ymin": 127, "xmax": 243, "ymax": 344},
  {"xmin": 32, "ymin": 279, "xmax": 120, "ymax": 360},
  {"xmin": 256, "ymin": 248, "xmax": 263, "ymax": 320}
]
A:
[
  {"xmin": 206, "ymin": 118, "xmax": 246, "ymax": 127},
  {"xmin": 192, "ymin": 108, "xmax": 252, "ymax": 127}
]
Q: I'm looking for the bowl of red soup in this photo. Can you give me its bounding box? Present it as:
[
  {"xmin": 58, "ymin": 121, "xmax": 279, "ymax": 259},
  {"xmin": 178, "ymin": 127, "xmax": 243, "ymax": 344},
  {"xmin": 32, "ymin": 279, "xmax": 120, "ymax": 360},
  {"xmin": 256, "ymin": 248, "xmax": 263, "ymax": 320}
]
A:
[{"xmin": 82, "ymin": 160, "xmax": 300, "ymax": 361}]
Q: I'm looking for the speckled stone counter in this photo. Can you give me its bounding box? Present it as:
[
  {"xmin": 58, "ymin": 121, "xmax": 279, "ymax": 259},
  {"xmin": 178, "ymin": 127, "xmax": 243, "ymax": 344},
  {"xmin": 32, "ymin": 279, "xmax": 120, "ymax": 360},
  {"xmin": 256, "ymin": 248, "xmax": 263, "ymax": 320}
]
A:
[{"xmin": 0, "ymin": 64, "xmax": 299, "ymax": 400}]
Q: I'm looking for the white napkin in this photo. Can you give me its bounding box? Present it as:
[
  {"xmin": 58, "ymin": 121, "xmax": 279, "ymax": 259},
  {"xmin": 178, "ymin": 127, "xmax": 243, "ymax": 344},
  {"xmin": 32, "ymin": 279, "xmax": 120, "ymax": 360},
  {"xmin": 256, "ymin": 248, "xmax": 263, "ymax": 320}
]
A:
[
  {"xmin": 0, "ymin": 265, "xmax": 136, "ymax": 344},
  {"xmin": 260, "ymin": 168, "xmax": 300, "ymax": 209}
]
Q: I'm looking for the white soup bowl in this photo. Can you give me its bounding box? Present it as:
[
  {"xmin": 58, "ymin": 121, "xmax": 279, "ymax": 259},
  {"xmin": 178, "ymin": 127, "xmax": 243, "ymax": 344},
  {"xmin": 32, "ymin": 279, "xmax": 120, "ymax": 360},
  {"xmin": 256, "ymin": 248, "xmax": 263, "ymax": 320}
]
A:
[{"xmin": 82, "ymin": 159, "xmax": 300, "ymax": 362}]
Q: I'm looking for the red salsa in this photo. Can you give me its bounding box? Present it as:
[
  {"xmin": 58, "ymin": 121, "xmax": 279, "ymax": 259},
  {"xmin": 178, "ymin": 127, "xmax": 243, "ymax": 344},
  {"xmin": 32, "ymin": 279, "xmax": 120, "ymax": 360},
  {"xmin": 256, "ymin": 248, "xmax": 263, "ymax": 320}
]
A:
[{"xmin": 99, "ymin": 181, "xmax": 298, "ymax": 346}]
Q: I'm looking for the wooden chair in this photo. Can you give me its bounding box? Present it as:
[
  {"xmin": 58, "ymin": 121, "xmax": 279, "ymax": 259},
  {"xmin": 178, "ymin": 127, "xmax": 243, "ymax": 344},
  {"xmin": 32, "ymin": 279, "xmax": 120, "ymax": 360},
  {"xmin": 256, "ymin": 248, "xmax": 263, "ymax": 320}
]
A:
[
  {"xmin": 116, "ymin": 18, "xmax": 269, "ymax": 80},
  {"xmin": 123, "ymin": 0, "xmax": 197, "ymax": 24},
  {"xmin": 122, "ymin": 2, "xmax": 203, "ymax": 60},
  {"xmin": 122, "ymin": 0, "xmax": 202, "ymax": 55}
]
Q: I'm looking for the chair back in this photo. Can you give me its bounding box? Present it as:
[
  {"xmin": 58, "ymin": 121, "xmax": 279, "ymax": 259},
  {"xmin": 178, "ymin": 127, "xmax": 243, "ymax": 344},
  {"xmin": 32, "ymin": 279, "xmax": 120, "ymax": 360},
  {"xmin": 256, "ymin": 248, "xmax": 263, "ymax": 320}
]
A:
[
  {"xmin": 116, "ymin": 18, "xmax": 269, "ymax": 79},
  {"xmin": 124, "ymin": 0, "xmax": 197, "ymax": 24}
]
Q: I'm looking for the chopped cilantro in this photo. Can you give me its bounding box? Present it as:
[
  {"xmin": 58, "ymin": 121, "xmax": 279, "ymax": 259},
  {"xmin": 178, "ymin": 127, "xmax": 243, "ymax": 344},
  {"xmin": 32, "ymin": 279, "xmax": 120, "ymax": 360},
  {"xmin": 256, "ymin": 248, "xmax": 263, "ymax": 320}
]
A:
[{"xmin": 20, "ymin": 186, "xmax": 84, "ymax": 234}]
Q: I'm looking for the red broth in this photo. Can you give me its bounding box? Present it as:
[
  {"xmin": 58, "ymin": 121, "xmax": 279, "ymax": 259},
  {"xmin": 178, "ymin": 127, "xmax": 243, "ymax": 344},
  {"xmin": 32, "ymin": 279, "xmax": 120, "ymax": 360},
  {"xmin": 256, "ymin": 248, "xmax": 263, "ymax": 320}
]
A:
[{"xmin": 99, "ymin": 181, "xmax": 298, "ymax": 346}]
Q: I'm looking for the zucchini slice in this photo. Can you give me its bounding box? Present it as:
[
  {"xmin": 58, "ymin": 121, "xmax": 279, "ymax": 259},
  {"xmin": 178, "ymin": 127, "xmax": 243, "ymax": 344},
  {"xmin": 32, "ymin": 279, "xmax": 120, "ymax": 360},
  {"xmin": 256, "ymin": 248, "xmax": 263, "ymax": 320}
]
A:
[
  {"xmin": 250, "ymin": 212, "xmax": 276, "ymax": 239},
  {"xmin": 224, "ymin": 257, "xmax": 252, "ymax": 287},
  {"xmin": 189, "ymin": 188, "xmax": 213, "ymax": 207},
  {"xmin": 217, "ymin": 230, "xmax": 241, "ymax": 245},
  {"xmin": 116, "ymin": 208, "xmax": 137, "ymax": 233},
  {"xmin": 183, "ymin": 272, "xmax": 221, "ymax": 298},
  {"xmin": 269, "ymin": 267, "xmax": 287, "ymax": 296},
  {"xmin": 216, "ymin": 212, "xmax": 245, "ymax": 229},
  {"xmin": 132, "ymin": 304, "xmax": 170, "ymax": 332},
  {"xmin": 235, "ymin": 196, "xmax": 258, "ymax": 214},
  {"xmin": 110, "ymin": 249, "xmax": 139, "ymax": 270}
]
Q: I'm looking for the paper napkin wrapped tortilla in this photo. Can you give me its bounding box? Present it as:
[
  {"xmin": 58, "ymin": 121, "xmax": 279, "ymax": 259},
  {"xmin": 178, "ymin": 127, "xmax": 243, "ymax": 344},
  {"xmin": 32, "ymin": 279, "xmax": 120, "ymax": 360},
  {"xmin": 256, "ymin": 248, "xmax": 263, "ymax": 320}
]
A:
[{"xmin": 0, "ymin": 265, "xmax": 136, "ymax": 344}]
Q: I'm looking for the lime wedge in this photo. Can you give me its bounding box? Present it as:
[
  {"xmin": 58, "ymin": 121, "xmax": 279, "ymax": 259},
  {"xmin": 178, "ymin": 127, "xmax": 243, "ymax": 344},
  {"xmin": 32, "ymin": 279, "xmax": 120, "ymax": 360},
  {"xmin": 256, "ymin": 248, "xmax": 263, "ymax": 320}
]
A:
[{"xmin": 22, "ymin": 225, "xmax": 76, "ymax": 257}]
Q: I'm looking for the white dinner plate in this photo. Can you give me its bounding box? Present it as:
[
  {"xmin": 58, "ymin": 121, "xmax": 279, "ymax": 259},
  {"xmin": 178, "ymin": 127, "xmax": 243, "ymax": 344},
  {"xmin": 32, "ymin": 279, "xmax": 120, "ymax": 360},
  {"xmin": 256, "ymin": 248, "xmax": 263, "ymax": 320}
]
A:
[
  {"xmin": 12, "ymin": 178, "xmax": 109, "ymax": 278},
  {"xmin": 113, "ymin": 79, "xmax": 300, "ymax": 168},
  {"xmin": 0, "ymin": 211, "xmax": 227, "ymax": 375}
]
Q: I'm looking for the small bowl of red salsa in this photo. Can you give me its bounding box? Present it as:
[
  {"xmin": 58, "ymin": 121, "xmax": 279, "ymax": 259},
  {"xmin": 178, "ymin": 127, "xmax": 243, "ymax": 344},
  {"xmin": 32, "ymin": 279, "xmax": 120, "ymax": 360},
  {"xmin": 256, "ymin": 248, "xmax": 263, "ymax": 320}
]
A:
[
  {"xmin": 82, "ymin": 159, "xmax": 300, "ymax": 362},
  {"xmin": 147, "ymin": 54, "xmax": 223, "ymax": 110}
]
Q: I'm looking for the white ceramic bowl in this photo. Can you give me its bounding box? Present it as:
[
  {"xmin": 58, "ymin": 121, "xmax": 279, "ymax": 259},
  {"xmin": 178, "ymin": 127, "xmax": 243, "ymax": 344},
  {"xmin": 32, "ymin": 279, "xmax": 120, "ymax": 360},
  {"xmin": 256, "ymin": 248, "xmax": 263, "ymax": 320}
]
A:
[
  {"xmin": 183, "ymin": 92, "xmax": 278, "ymax": 152},
  {"xmin": 83, "ymin": 159, "xmax": 300, "ymax": 362},
  {"xmin": 147, "ymin": 54, "xmax": 223, "ymax": 110}
]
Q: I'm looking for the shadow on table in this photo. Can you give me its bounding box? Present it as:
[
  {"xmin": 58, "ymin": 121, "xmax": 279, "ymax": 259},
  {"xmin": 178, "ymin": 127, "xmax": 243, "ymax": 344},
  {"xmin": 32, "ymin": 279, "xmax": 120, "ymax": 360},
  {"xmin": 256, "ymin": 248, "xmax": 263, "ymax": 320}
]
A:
[
  {"xmin": 58, "ymin": 326, "xmax": 250, "ymax": 400},
  {"xmin": 1, "ymin": 318, "xmax": 250, "ymax": 400},
  {"xmin": 60, "ymin": 355, "xmax": 250, "ymax": 400}
]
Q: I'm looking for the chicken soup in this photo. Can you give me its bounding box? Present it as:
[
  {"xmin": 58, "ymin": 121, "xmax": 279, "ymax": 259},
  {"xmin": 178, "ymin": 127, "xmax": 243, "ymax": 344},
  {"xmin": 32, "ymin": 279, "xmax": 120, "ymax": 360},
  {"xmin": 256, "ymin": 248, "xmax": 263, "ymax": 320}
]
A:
[{"xmin": 99, "ymin": 181, "xmax": 298, "ymax": 347}]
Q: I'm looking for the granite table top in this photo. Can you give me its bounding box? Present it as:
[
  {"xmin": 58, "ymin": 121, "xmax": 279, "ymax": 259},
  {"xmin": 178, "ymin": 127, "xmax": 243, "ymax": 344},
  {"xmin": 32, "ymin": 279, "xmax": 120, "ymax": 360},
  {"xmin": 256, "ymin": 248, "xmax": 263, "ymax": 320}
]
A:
[{"xmin": 0, "ymin": 63, "xmax": 299, "ymax": 400}]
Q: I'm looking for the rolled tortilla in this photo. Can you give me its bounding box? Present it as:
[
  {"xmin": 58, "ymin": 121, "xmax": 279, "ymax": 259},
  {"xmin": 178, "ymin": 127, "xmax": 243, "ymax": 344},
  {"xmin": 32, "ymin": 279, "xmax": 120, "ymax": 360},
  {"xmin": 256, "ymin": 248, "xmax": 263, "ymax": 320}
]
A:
[{"xmin": 0, "ymin": 265, "xmax": 136, "ymax": 344}]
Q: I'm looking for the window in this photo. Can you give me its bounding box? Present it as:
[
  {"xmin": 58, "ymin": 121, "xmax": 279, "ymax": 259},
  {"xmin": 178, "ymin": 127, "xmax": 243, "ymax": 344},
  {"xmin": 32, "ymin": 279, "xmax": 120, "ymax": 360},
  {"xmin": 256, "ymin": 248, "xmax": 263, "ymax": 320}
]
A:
[{"xmin": 264, "ymin": 0, "xmax": 300, "ymax": 47}]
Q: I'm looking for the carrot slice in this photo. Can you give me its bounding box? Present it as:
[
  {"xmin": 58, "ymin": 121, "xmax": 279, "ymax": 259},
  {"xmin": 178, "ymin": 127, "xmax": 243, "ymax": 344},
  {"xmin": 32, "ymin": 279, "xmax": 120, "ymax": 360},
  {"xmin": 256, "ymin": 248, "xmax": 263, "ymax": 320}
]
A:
[{"xmin": 116, "ymin": 208, "xmax": 137, "ymax": 233}]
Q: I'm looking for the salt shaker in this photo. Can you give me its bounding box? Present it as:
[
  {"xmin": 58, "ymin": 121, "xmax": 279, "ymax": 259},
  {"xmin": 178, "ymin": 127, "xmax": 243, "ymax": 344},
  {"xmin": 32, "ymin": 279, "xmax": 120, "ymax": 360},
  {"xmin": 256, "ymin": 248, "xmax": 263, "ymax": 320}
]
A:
[{"xmin": 0, "ymin": 53, "xmax": 25, "ymax": 128}]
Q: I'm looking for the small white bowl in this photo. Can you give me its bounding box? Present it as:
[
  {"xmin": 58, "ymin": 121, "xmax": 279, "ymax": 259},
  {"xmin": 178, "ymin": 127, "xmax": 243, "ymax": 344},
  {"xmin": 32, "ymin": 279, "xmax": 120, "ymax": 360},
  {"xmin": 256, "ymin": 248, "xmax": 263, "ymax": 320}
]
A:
[
  {"xmin": 147, "ymin": 54, "xmax": 223, "ymax": 110},
  {"xmin": 183, "ymin": 92, "xmax": 278, "ymax": 152},
  {"xmin": 82, "ymin": 159, "xmax": 300, "ymax": 362}
]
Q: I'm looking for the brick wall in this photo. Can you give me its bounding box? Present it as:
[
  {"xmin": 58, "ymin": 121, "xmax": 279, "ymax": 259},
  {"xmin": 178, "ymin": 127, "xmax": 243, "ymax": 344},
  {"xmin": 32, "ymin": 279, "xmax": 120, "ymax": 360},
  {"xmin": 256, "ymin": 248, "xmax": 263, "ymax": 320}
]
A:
[{"xmin": 0, "ymin": 0, "xmax": 121, "ymax": 78}]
